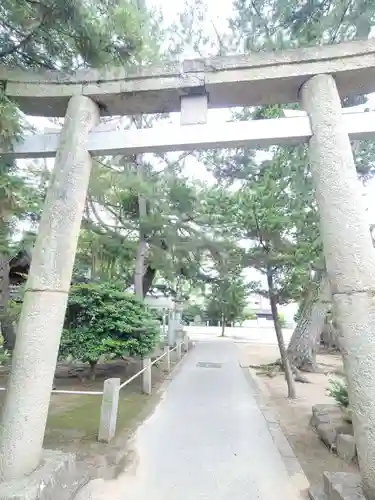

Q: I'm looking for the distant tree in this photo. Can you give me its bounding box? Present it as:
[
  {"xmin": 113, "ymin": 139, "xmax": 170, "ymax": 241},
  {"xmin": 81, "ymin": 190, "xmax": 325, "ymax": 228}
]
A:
[
  {"xmin": 205, "ymin": 276, "xmax": 248, "ymax": 335},
  {"xmin": 182, "ymin": 303, "xmax": 203, "ymax": 325}
]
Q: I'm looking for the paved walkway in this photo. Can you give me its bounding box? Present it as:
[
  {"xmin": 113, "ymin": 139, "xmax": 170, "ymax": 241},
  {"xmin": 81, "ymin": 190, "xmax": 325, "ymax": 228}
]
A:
[{"xmin": 77, "ymin": 341, "xmax": 302, "ymax": 500}]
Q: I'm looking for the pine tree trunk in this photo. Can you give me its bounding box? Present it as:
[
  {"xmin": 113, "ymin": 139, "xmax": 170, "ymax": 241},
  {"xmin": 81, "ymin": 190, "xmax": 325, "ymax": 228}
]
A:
[
  {"xmin": 221, "ymin": 314, "xmax": 225, "ymax": 337},
  {"xmin": 267, "ymin": 268, "xmax": 296, "ymax": 399},
  {"xmin": 88, "ymin": 361, "xmax": 97, "ymax": 381},
  {"xmin": 321, "ymin": 307, "xmax": 340, "ymax": 351},
  {"xmin": 134, "ymin": 236, "xmax": 146, "ymax": 299},
  {"xmin": 134, "ymin": 155, "xmax": 147, "ymax": 300},
  {"xmin": 142, "ymin": 266, "xmax": 156, "ymax": 296},
  {"xmin": 287, "ymin": 274, "xmax": 331, "ymax": 372},
  {"xmin": 0, "ymin": 255, "xmax": 14, "ymax": 351}
]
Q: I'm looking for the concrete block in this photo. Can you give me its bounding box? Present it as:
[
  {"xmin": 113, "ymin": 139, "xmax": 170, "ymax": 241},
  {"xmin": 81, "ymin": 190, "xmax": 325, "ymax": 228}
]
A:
[
  {"xmin": 309, "ymin": 485, "xmax": 329, "ymax": 500},
  {"xmin": 311, "ymin": 404, "xmax": 342, "ymax": 427},
  {"xmin": 98, "ymin": 378, "xmax": 120, "ymax": 443},
  {"xmin": 323, "ymin": 472, "xmax": 364, "ymax": 500},
  {"xmin": 336, "ymin": 434, "xmax": 356, "ymax": 463},
  {"xmin": 335, "ymin": 422, "xmax": 353, "ymax": 436},
  {"xmin": 0, "ymin": 450, "xmax": 89, "ymax": 500},
  {"xmin": 317, "ymin": 423, "xmax": 338, "ymax": 450}
]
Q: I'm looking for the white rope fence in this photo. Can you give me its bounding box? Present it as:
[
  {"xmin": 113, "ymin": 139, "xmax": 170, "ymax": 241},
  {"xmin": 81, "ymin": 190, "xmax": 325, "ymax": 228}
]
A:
[
  {"xmin": 98, "ymin": 335, "xmax": 189, "ymax": 442},
  {"xmin": 0, "ymin": 333, "xmax": 190, "ymax": 443}
]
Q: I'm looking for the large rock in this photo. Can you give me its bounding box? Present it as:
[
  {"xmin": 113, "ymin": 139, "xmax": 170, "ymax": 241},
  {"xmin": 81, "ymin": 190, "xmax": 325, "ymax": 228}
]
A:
[
  {"xmin": 336, "ymin": 434, "xmax": 356, "ymax": 463},
  {"xmin": 311, "ymin": 404, "xmax": 342, "ymax": 428},
  {"xmin": 0, "ymin": 450, "xmax": 93, "ymax": 500},
  {"xmin": 323, "ymin": 472, "xmax": 364, "ymax": 500},
  {"xmin": 309, "ymin": 486, "xmax": 329, "ymax": 500},
  {"xmin": 316, "ymin": 423, "xmax": 338, "ymax": 450},
  {"xmin": 311, "ymin": 404, "xmax": 354, "ymax": 453}
]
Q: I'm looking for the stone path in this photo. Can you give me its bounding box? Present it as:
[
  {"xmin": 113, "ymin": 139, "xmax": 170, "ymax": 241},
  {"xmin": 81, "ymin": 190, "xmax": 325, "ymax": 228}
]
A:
[{"xmin": 76, "ymin": 341, "xmax": 303, "ymax": 500}]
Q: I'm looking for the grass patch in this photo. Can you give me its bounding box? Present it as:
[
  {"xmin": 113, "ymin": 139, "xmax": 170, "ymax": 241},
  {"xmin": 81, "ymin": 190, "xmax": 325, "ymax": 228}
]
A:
[{"xmin": 46, "ymin": 392, "xmax": 149, "ymax": 442}]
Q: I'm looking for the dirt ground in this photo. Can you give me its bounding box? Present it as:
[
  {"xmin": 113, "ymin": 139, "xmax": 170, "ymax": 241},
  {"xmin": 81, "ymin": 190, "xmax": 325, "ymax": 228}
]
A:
[{"xmin": 237, "ymin": 344, "xmax": 358, "ymax": 488}]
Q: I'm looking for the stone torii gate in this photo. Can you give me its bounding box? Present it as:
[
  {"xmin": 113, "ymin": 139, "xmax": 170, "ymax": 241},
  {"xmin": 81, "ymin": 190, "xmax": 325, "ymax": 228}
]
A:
[{"xmin": 1, "ymin": 39, "xmax": 375, "ymax": 498}]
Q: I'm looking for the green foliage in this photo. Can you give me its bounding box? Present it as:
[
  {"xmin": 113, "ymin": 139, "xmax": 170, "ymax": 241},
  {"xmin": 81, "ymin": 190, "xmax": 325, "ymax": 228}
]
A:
[
  {"xmin": 0, "ymin": 0, "xmax": 145, "ymax": 69},
  {"xmin": 8, "ymin": 299, "xmax": 22, "ymax": 321},
  {"xmin": 86, "ymin": 157, "xmax": 225, "ymax": 295},
  {"xmin": 200, "ymin": 0, "xmax": 375, "ymax": 325},
  {"xmin": 182, "ymin": 303, "xmax": 203, "ymax": 324},
  {"xmin": 205, "ymin": 276, "xmax": 248, "ymax": 325},
  {"xmin": 278, "ymin": 312, "xmax": 286, "ymax": 328},
  {"xmin": 237, "ymin": 307, "xmax": 257, "ymax": 324},
  {"xmin": 0, "ymin": 349, "xmax": 10, "ymax": 365},
  {"xmin": 327, "ymin": 378, "xmax": 349, "ymax": 408},
  {"xmin": 59, "ymin": 283, "xmax": 160, "ymax": 364}
]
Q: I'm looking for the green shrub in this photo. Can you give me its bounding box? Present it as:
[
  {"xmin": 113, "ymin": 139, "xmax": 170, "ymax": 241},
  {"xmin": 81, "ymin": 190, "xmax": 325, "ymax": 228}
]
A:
[
  {"xmin": 327, "ymin": 378, "xmax": 349, "ymax": 408},
  {"xmin": 59, "ymin": 283, "xmax": 160, "ymax": 374},
  {"xmin": 278, "ymin": 312, "xmax": 287, "ymax": 328}
]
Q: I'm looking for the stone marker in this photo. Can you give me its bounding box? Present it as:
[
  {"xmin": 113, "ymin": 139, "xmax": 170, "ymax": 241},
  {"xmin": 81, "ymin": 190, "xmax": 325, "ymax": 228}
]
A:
[
  {"xmin": 176, "ymin": 341, "xmax": 182, "ymax": 360},
  {"xmin": 167, "ymin": 310, "xmax": 176, "ymax": 347},
  {"xmin": 163, "ymin": 346, "xmax": 171, "ymax": 372},
  {"xmin": 183, "ymin": 333, "xmax": 189, "ymax": 353},
  {"xmin": 142, "ymin": 358, "xmax": 152, "ymax": 395},
  {"xmin": 98, "ymin": 378, "xmax": 121, "ymax": 443}
]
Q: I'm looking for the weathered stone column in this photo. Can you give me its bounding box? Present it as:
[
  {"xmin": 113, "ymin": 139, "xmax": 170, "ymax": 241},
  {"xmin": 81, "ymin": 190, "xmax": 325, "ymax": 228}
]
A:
[
  {"xmin": 301, "ymin": 74, "xmax": 375, "ymax": 500},
  {"xmin": 0, "ymin": 95, "xmax": 100, "ymax": 481}
]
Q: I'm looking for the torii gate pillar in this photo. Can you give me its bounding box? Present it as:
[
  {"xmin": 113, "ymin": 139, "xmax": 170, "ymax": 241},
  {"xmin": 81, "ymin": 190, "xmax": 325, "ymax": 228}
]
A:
[
  {"xmin": 301, "ymin": 74, "xmax": 375, "ymax": 499},
  {"xmin": 0, "ymin": 95, "xmax": 100, "ymax": 481}
]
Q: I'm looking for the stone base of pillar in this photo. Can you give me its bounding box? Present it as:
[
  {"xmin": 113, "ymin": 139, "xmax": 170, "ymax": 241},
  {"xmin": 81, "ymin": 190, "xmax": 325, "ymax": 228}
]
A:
[
  {"xmin": 309, "ymin": 471, "xmax": 364, "ymax": 500},
  {"xmin": 0, "ymin": 450, "xmax": 92, "ymax": 500}
]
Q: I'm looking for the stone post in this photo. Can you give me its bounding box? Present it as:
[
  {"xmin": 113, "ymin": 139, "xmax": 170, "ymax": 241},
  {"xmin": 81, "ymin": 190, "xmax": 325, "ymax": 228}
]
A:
[
  {"xmin": 301, "ymin": 74, "xmax": 375, "ymax": 499},
  {"xmin": 162, "ymin": 309, "xmax": 167, "ymax": 337},
  {"xmin": 167, "ymin": 309, "xmax": 175, "ymax": 347},
  {"xmin": 98, "ymin": 378, "xmax": 120, "ymax": 443},
  {"xmin": 176, "ymin": 341, "xmax": 182, "ymax": 361},
  {"xmin": 183, "ymin": 332, "xmax": 189, "ymax": 353},
  {"xmin": 163, "ymin": 346, "xmax": 171, "ymax": 372},
  {"xmin": 142, "ymin": 357, "xmax": 152, "ymax": 395},
  {"xmin": 174, "ymin": 299, "xmax": 184, "ymax": 344},
  {"xmin": 0, "ymin": 95, "xmax": 100, "ymax": 481}
]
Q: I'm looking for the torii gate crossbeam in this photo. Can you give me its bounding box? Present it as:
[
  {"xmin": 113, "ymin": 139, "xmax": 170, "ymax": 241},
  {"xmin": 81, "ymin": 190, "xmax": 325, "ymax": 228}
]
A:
[{"xmin": 2, "ymin": 111, "xmax": 375, "ymax": 159}]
